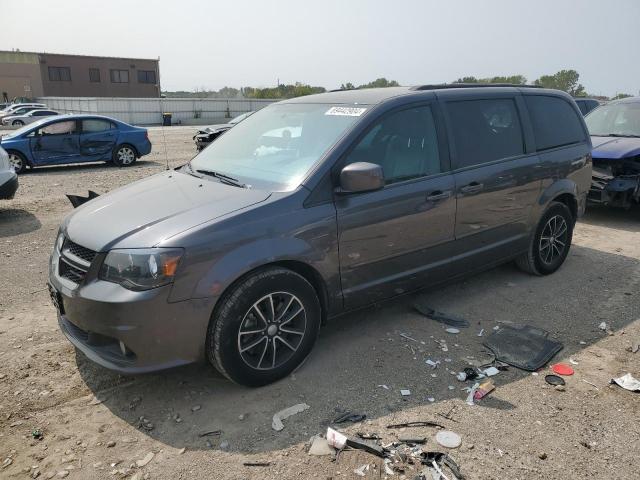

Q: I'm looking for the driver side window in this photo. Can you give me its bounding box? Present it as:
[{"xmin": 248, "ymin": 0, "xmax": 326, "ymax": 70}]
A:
[{"xmin": 343, "ymin": 106, "xmax": 441, "ymax": 185}]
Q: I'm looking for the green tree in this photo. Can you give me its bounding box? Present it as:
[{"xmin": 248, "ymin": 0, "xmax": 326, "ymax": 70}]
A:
[
  {"xmin": 340, "ymin": 82, "xmax": 356, "ymax": 90},
  {"xmin": 533, "ymin": 69, "xmax": 585, "ymax": 96},
  {"xmin": 612, "ymin": 93, "xmax": 632, "ymax": 100},
  {"xmin": 453, "ymin": 75, "xmax": 526, "ymax": 84},
  {"xmin": 358, "ymin": 78, "xmax": 400, "ymax": 89}
]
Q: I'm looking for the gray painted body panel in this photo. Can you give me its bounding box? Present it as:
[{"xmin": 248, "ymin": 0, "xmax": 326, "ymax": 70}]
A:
[{"xmin": 49, "ymin": 86, "xmax": 592, "ymax": 374}]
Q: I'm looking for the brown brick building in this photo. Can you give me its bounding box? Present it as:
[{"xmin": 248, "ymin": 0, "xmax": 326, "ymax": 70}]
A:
[{"xmin": 0, "ymin": 50, "xmax": 160, "ymax": 100}]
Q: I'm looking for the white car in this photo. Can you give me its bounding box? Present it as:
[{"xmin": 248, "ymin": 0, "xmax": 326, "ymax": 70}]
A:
[
  {"xmin": 2, "ymin": 109, "xmax": 59, "ymax": 126},
  {"xmin": 0, "ymin": 103, "xmax": 47, "ymax": 119},
  {"xmin": 0, "ymin": 146, "xmax": 18, "ymax": 199}
]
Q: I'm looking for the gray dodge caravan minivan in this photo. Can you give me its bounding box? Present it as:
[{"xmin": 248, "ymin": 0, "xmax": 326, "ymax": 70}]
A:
[{"xmin": 49, "ymin": 85, "xmax": 592, "ymax": 386}]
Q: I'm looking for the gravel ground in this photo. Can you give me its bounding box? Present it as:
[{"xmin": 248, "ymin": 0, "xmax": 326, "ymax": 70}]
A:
[{"xmin": 0, "ymin": 127, "xmax": 638, "ymax": 480}]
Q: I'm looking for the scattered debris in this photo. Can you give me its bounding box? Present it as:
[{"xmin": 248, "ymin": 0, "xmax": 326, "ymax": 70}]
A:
[
  {"xmin": 106, "ymin": 440, "xmax": 116, "ymax": 448},
  {"xmin": 413, "ymin": 301, "xmax": 470, "ymax": 328},
  {"xmin": 308, "ymin": 436, "xmax": 335, "ymax": 456},
  {"xmin": 482, "ymin": 367, "xmax": 500, "ymax": 377},
  {"xmin": 555, "ymin": 385, "xmax": 566, "ymax": 392},
  {"xmin": 353, "ymin": 464, "xmax": 370, "ymax": 476},
  {"xmin": 243, "ymin": 462, "xmax": 271, "ymax": 467},
  {"xmin": 626, "ymin": 341, "xmax": 639, "ymax": 354},
  {"xmin": 445, "ymin": 328, "xmax": 460, "ymax": 334},
  {"xmin": 598, "ymin": 321, "xmax": 608, "ymax": 331},
  {"xmin": 477, "ymin": 329, "xmax": 484, "ymax": 337},
  {"xmin": 582, "ymin": 379, "xmax": 600, "ymax": 390},
  {"xmin": 400, "ymin": 389, "xmax": 412, "ymax": 396},
  {"xmin": 423, "ymin": 452, "xmax": 465, "ymax": 480},
  {"xmin": 483, "ymin": 324, "xmax": 563, "ymax": 371},
  {"xmin": 545, "ymin": 374, "xmax": 565, "ymax": 386},
  {"xmin": 31, "ymin": 428, "xmax": 43, "ymax": 440},
  {"xmin": 400, "ymin": 332, "xmax": 418, "ymax": 342},
  {"xmin": 198, "ymin": 430, "xmax": 222, "ymax": 438},
  {"xmin": 219, "ymin": 440, "xmax": 230, "ymax": 451},
  {"xmin": 611, "ymin": 373, "xmax": 640, "ymax": 392},
  {"xmin": 538, "ymin": 452, "xmax": 548, "ymax": 460},
  {"xmin": 271, "ymin": 403, "xmax": 310, "ymax": 431},
  {"xmin": 457, "ymin": 367, "xmax": 480, "ymax": 382},
  {"xmin": 333, "ymin": 412, "xmax": 366, "ymax": 424},
  {"xmin": 387, "ymin": 421, "xmax": 444, "ymax": 429},
  {"xmin": 137, "ymin": 416, "xmax": 154, "ymax": 431},
  {"xmin": 135, "ymin": 452, "xmax": 154, "ymax": 468},
  {"xmin": 465, "ymin": 383, "xmax": 480, "ymax": 406},
  {"xmin": 326, "ymin": 427, "xmax": 348, "ymax": 449},
  {"xmin": 398, "ymin": 436, "xmax": 427, "ymax": 444},
  {"xmin": 346, "ymin": 436, "xmax": 386, "ymax": 457},
  {"xmin": 191, "ymin": 405, "xmax": 202, "ymax": 412},
  {"xmin": 473, "ymin": 381, "xmax": 495, "ymax": 401},
  {"xmin": 551, "ymin": 363, "xmax": 574, "ymax": 376},
  {"xmin": 378, "ymin": 384, "xmax": 390, "ymax": 390},
  {"xmin": 426, "ymin": 359, "xmax": 440, "ymax": 369},
  {"xmin": 435, "ymin": 431, "xmax": 462, "ymax": 449}
]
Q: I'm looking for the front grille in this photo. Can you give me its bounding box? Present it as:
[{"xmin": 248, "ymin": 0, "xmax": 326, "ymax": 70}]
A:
[
  {"xmin": 63, "ymin": 239, "xmax": 97, "ymax": 263},
  {"xmin": 59, "ymin": 259, "xmax": 87, "ymax": 283}
]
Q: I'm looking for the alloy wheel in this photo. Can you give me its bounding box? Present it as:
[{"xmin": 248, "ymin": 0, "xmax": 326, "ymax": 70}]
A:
[
  {"xmin": 8, "ymin": 153, "xmax": 23, "ymax": 171},
  {"xmin": 237, "ymin": 292, "xmax": 307, "ymax": 371},
  {"xmin": 117, "ymin": 147, "xmax": 135, "ymax": 165},
  {"xmin": 539, "ymin": 214, "xmax": 568, "ymax": 265}
]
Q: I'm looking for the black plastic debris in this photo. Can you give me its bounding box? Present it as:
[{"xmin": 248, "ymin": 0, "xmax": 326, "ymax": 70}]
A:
[
  {"xmin": 198, "ymin": 430, "xmax": 222, "ymax": 437},
  {"xmin": 421, "ymin": 451, "xmax": 465, "ymax": 480},
  {"xmin": 545, "ymin": 374, "xmax": 566, "ymax": 386},
  {"xmin": 345, "ymin": 437, "xmax": 387, "ymax": 458},
  {"xmin": 66, "ymin": 190, "xmax": 100, "ymax": 208},
  {"xmin": 483, "ymin": 324, "xmax": 563, "ymax": 371},
  {"xmin": 398, "ymin": 436, "xmax": 427, "ymax": 444},
  {"xmin": 333, "ymin": 412, "xmax": 366, "ymax": 424},
  {"xmin": 387, "ymin": 421, "xmax": 444, "ymax": 429},
  {"xmin": 413, "ymin": 301, "xmax": 470, "ymax": 328},
  {"xmin": 243, "ymin": 462, "xmax": 271, "ymax": 467}
]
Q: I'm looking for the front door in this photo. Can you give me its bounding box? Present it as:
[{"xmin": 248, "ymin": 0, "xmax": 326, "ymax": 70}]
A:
[
  {"xmin": 79, "ymin": 118, "xmax": 118, "ymax": 160},
  {"xmin": 335, "ymin": 104, "xmax": 456, "ymax": 309},
  {"xmin": 442, "ymin": 95, "xmax": 541, "ymax": 269},
  {"xmin": 30, "ymin": 119, "xmax": 80, "ymax": 165}
]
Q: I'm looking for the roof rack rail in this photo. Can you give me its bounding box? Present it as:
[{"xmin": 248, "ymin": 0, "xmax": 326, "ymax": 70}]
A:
[{"xmin": 410, "ymin": 83, "xmax": 542, "ymax": 91}]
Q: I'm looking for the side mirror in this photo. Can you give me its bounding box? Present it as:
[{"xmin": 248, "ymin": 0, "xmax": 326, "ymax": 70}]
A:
[{"xmin": 338, "ymin": 162, "xmax": 384, "ymax": 194}]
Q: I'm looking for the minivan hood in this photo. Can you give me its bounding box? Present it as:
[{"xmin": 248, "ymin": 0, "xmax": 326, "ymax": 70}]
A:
[
  {"xmin": 64, "ymin": 170, "xmax": 271, "ymax": 251},
  {"xmin": 591, "ymin": 135, "xmax": 640, "ymax": 160}
]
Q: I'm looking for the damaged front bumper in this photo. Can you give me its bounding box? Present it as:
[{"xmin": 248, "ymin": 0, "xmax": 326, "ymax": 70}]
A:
[{"xmin": 588, "ymin": 160, "xmax": 640, "ymax": 209}]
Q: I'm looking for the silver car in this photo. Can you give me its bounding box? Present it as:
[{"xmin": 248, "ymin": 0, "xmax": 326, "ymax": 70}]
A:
[
  {"xmin": 0, "ymin": 103, "xmax": 47, "ymax": 119},
  {"xmin": 2, "ymin": 109, "xmax": 59, "ymax": 126},
  {"xmin": 0, "ymin": 146, "xmax": 19, "ymax": 199}
]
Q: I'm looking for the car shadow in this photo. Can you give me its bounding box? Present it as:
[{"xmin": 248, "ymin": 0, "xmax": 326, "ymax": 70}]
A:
[
  {"xmin": 0, "ymin": 208, "xmax": 41, "ymax": 237},
  {"xmin": 20, "ymin": 159, "xmax": 164, "ymax": 176},
  {"xmin": 580, "ymin": 205, "xmax": 640, "ymax": 233},
  {"xmin": 75, "ymin": 244, "xmax": 639, "ymax": 454}
]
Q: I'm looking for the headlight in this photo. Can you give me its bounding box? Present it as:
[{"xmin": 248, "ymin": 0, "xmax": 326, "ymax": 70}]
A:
[
  {"xmin": 55, "ymin": 233, "xmax": 65, "ymax": 253},
  {"xmin": 99, "ymin": 248, "xmax": 183, "ymax": 291}
]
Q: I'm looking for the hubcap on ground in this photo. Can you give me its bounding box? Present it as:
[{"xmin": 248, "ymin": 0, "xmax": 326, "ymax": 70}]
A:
[
  {"xmin": 117, "ymin": 147, "xmax": 135, "ymax": 165},
  {"xmin": 237, "ymin": 292, "xmax": 307, "ymax": 371},
  {"xmin": 539, "ymin": 214, "xmax": 568, "ymax": 265}
]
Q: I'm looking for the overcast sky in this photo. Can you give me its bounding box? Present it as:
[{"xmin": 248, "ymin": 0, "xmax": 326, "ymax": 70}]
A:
[{"xmin": 2, "ymin": 0, "xmax": 638, "ymax": 97}]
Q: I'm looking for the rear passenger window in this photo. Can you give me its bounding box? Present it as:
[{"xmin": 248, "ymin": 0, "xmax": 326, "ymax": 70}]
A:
[
  {"xmin": 82, "ymin": 119, "xmax": 114, "ymax": 132},
  {"xmin": 344, "ymin": 106, "xmax": 441, "ymax": 184},
  {"xmin": 447, "ymin": 99, "xmax": 524, "ymax": 168},
  {"xmin": 525, "ymin": 95, "xmax": 585, "ymax": 151}
]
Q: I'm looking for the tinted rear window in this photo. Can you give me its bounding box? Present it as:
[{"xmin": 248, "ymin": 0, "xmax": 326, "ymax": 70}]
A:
[
  {"xmin": 525, "ymin": 95, "xmax": 585, "ymax": 151},
  {"xmin": 447, "ymin": 98, "xmax": 524, "ymax": 168}
]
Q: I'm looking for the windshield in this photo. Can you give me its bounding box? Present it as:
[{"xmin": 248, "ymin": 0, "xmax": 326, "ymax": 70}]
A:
[
  {"xmin": 190, "ymin": 103, "xmax": 366, "ymax": 191},
  {"xmin": 229, "ymin": 111, "xmax": 253, "ymax": 124},
  {"xmin": 1, "ymin": 122, "xmax": 41, "ymax": 139},
  {"xmin": 586, "ymin": 102, "xmax": 640, "ymax": 137}
]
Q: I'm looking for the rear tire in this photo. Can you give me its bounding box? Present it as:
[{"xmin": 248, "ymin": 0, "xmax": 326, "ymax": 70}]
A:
[
  {"xmin": 515, "ymin": 201, "xmax": 574, "ymax": 275},
  {"xmin": 112, "ymin": 144, "xmax": 137, "ymax": 167},
  {"xmin": 207, "ymin": 267, "xmax": 321, "ymax": 387}
]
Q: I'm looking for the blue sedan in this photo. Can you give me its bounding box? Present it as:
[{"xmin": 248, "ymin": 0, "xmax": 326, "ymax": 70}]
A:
[{"xmin": 0, "ymin": 114, "xmax": 152, "ymax": 174}]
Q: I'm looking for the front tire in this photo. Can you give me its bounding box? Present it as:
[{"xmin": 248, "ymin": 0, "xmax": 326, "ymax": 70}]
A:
[
  {"xmin": 207, "ymin": 267, "xmax": 321, "ymax": 387},
  {"xmin": 7, "ymin": 151, "xmax": 27, "ymax": 174},
  {"xmin": 12, "ymin": 120, "xmax": 24, "ymax": 126},
  {"xmin": 515, "ymin": 201, "xmax": 574, "ymax": 275},
  {"xmin": 112, "ymin": 144, "xmax": 137, "ymax": 167}
]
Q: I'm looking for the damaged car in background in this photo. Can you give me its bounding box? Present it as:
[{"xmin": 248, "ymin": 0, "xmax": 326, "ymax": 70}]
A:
[
  {"xmin": 585, "ymin": 97, "xmax": 640, "ymax": 209},
  {"xmin": 193, "ymin": 111, "xmax": 254, "ymax": 150}
]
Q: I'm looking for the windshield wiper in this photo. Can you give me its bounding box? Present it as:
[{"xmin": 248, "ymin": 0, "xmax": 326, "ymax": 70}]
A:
[{"xmin": 195, "ymin": 168, "xmax": 249, "ymax": 188}]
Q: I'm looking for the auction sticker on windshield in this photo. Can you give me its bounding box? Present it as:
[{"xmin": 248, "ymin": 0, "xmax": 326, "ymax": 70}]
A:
[{"xmin": 325, "ymin": 106, "xmax": 367, "ymax": 116}]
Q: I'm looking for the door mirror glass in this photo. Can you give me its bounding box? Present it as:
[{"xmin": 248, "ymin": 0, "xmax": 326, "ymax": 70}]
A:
[{"xmin": 339, "ymin": 162, "xmax": 384, "ymax": 193}]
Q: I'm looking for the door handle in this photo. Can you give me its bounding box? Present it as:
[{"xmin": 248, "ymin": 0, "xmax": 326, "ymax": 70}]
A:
[
  {"xmin": 426, "ymin": 190, "xmax": 451, "ymax": 201},
  {"xmin": 460, "ymin": 182, "xmax": 483, "ymax": 194},
  {"xmin": 571, "ymin": 158, "xmax": 585, "ymax": 167}
]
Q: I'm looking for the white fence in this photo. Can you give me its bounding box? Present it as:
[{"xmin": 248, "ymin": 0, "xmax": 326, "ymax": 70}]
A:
[{"xmin": 35, "ymin": 97, "xmax": 278, "ymax": 126}]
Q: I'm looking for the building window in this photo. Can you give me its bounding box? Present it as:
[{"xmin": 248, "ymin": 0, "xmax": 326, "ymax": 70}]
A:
[
  {"xmin": 48, "ymin": 66, "xmax": 71, "ymax": 82},
  {"xmin": 110, "ymin": 69, "xmax": 129, "ymax": 83},
  {"xmin": 89, "ymin": 68, "xmax": 101, "ymax": 83},
  {"xmin": 137, "ymin": 70, "xmax": 157, "ymax": 84}
]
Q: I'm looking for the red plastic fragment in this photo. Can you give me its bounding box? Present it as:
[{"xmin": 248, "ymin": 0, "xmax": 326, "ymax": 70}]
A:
[{"xmin": 551, "ymin": 363, "xmax": 574, "ymax": 376}]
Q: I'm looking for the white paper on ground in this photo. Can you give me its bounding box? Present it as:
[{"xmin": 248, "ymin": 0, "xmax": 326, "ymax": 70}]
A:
[
  {"xmin": 272, "ymin": 403, "xmax": 310, "ymax": 431},
  {"xmin": 612, "ymin": 373, "xmax": 640, "ymax": 392}
]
